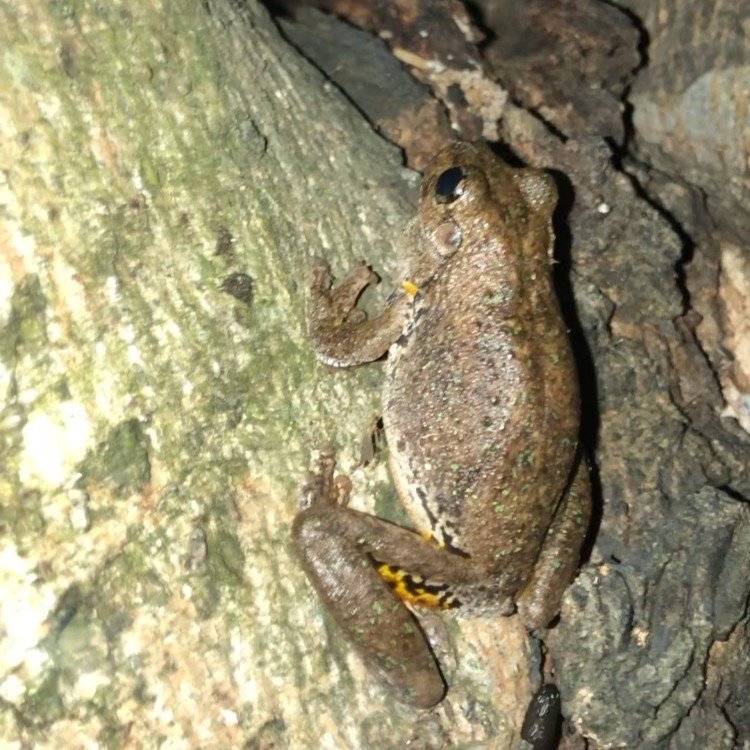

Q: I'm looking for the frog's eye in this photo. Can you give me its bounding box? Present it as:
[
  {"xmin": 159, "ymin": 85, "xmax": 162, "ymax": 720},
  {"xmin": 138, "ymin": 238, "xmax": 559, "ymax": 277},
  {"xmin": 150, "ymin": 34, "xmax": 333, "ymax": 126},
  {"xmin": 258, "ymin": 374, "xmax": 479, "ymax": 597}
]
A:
[{"xmin": 435, "ymin": 166, "xmax": 466, "ymax": 204}]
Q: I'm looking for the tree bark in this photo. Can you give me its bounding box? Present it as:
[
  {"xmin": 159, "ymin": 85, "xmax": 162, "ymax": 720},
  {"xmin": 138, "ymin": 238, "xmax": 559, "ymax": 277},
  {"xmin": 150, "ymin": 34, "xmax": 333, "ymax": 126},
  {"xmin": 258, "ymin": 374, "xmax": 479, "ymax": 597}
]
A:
[{"xmin": 0, "ymin": 1, "xmax": 479, "ymax": 747}]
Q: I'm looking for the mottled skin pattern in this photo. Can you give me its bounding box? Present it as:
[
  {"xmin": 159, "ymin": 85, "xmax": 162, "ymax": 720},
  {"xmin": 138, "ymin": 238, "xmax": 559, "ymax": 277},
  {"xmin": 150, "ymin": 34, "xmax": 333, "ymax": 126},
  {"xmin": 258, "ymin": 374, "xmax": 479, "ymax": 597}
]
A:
[{"xmin": 293, "ymin": 142, "xmax": 591, "ymax": 708}]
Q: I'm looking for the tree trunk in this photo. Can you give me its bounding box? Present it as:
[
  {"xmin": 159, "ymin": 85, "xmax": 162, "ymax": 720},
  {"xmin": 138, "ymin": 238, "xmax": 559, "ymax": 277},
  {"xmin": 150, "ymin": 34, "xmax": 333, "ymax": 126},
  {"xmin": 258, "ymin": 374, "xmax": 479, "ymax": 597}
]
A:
[{"xmin": 0, "ymin": 1, "xmax": 475, "ymax": 747}]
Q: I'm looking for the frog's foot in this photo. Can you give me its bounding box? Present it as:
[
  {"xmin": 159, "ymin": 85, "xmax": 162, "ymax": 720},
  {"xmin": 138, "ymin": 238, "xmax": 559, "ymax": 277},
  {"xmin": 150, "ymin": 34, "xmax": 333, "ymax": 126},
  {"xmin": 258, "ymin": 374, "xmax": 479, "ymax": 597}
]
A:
[
  {"xmin": 299, "ymin": 448, "xmax": 353, "ymax": 511},
  {"xmin": 309, "ymin": 259, "xmax": 377, "ymax": 323},
  {"xmin": 307, "ymin": 259, "xmax": 411, "ymax": 368}
]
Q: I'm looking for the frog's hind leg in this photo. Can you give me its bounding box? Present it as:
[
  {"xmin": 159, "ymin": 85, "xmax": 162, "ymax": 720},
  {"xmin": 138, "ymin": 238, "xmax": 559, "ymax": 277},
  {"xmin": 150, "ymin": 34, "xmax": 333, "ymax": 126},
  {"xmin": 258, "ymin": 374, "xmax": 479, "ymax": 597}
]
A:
[
  {"xmin": 292, "ymin": 451, "xmax": 475, "ymax": 707},
  {"xmin": 516, "ymin": 458, "xmax": 592, "ymax": 631}
]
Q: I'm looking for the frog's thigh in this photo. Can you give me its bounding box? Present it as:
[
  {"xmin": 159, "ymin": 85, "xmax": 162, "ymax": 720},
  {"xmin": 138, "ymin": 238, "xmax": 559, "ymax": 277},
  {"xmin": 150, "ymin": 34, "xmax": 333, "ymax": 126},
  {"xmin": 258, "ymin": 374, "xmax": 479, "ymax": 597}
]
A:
[
  {"xmin": 516, "ymin": 461, "xmax": 592, "ymax": 631},
  {"xmin": 292, "ymin": 505, "xmax": 473, "ymax": 707}
]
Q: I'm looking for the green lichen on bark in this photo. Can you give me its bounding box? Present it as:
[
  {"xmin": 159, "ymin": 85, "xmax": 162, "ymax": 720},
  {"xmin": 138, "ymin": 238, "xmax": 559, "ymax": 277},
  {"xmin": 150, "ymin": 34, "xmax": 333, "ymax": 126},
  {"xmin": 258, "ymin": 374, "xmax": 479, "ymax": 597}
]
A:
[
  {"xmin": 1, "ymin": 1, "xmax": 444, "ymax": 747},
  {"xmin": 80, "ymin": 419, "xmax": 152, "ymax": 495}
]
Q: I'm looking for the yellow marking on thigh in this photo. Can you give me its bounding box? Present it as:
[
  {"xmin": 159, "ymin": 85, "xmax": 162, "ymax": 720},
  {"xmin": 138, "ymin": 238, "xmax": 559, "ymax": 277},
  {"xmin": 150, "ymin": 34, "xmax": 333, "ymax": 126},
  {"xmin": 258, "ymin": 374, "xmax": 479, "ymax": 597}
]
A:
[{"xmin": 377, "ymin": 564, "xmax": 459, "ymax": 610}]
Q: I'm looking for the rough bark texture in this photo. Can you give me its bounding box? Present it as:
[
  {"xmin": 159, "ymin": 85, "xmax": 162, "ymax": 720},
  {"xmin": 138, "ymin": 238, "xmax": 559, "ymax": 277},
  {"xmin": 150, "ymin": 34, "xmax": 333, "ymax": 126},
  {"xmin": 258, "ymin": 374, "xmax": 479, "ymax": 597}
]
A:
[
  {"xmin": 0, "ymin": 1, "xmax": 463, "ymax": 747},
  {"xmin": 547, "ymin": 3, "xmax": 750, "ymax": 747},
  {"xmin": 484, "ymin": 1, "xmax": 750, "ymax": 746}
]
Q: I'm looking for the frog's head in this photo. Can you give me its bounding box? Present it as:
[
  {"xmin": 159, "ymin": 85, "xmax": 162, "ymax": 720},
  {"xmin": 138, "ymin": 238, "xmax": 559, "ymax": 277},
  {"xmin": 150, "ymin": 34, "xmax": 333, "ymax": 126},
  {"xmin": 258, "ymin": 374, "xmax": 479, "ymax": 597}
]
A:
[{"xmin": 405, "ymin": 141, "xmax": 558, "ymax": 288}]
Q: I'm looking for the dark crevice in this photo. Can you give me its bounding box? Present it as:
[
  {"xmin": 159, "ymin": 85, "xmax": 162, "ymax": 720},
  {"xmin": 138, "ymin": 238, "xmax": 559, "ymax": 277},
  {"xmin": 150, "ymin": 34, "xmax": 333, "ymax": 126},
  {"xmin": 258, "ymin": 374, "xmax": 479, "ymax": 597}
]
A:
[
  {"xmin": 717, "ymin": 484, "xmax": 749, "ymax": 504},
  {"xmin": 257, "ymin": 2, "xmax": 452, "ymax": 165},
  {"xmin": 546, "ymin": 167, "xmax": 600, "ymax": 455},
  {"xmin": 508, "ymin": 95, "xmax": 570, "ymax": 144},
  {"xmin": 718, "ymin": 699, "xmax": 740, "ymax": 749},
  {"xmin": 545, "ymin": 164, "xmax": 602, "ymax": 564},
  {"xmin": 256, "ymin": 0, "xmax": 296, "ymax": 19},
  {"xmin": 593, "ymin": 4, "xmax": 699, "ymax": 318},
  {"xmin": 598, "ymin": 5, "xmax": 699, "ymax": 317},
  {"xmin": 599, "ymin": 0, "xmax": 650, "ymax": 153},
  {"xmin": 608, "ymin": 150, "xmax": 698, "ymax": 315}
]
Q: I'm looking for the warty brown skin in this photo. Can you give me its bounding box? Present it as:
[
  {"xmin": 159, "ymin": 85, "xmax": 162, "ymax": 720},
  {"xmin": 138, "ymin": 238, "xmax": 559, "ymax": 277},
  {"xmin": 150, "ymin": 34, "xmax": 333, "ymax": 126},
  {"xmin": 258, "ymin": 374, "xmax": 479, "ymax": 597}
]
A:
[{"xmin": 294, "ymin": 141, "xmax": 591, "ymax": 708}]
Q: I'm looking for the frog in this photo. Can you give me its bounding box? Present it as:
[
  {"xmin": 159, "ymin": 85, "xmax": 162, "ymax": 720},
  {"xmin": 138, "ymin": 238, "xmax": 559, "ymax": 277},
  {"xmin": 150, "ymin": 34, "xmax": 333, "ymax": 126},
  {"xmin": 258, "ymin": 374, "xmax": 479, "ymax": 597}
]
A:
[{"xmin": 292, "ymin": 141, "xmax": 591, "ymax": 708}]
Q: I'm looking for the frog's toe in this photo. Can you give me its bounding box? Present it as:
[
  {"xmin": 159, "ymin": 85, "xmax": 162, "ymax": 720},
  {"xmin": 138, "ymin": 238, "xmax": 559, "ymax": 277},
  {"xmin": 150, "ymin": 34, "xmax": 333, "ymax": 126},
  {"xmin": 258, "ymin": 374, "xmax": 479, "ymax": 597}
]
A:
[
  {"xmin": 298, "ymin": 471, "xmax": 319, "ymax": 511},
  {"xmin": 516, "ymin": 593, "xmax": 556, "ymax": 633},
  {"xmin": 309, "ymin": 260, "xmax": 333, "ymax": 292},
  {"xmin": 328, "ymin": 262, "xmax": 378, "ymax": 315},
  {"xmin": 390, "ymin": 660, "xmax": 446, "ymax": 709},
  {"xmin": 299, "ymin": 449, "xmax": 352, "ymax": 508}
]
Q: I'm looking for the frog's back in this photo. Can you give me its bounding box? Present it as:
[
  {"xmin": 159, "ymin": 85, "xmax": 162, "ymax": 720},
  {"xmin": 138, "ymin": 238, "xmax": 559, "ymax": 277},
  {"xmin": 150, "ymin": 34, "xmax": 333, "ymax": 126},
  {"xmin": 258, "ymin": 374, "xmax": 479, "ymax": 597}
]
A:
[{"xmin": 383, "ymin": 156, "xmax": 579, "ymax": 592}]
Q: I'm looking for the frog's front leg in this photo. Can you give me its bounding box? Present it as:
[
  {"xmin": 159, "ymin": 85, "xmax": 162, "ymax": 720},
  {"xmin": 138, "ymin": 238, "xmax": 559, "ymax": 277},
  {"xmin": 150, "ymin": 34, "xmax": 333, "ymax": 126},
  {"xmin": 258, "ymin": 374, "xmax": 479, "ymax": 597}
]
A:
[
  {"xmin": 516, "ymin": 459, "xmax": 592, "ymax": 630},
  {"xmin": 292, "ymin": 451, "xmax": 476, "ymax": 708},
  {"xmin": 307, "ymin": 259, "xmax": 411, "ymax": 368}
]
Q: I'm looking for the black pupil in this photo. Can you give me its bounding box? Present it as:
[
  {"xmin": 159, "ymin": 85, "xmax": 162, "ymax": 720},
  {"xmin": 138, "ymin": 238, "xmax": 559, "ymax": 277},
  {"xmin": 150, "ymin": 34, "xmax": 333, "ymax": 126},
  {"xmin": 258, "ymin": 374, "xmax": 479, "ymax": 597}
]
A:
[{"xmin": 435, "ymin": 166, "xmax": 465, "ymax": 203}]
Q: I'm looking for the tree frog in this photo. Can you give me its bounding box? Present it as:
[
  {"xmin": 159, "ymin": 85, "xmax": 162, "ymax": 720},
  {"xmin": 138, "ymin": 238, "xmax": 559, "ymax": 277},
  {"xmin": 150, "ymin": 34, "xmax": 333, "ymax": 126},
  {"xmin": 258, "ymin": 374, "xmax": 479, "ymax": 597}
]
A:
[{"xmin": 293, "ymin": 141, "xmax": 591, "ymax": 708}]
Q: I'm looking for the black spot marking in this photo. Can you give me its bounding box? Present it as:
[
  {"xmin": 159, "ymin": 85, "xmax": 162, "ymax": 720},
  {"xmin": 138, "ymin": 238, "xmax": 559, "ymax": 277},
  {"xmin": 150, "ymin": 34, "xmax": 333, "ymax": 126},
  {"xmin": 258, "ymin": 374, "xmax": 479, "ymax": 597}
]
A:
[
  {"xmin": 412, "ymin": 304, "xmax": 429, "ymax": 323},
  {"xmin": 381, "ymin": 565, "xmax": 460, "ymax": 610},
  {"xmin": 393, "ymin": 331, "xmax": 411, "ymax": 349},
  {"xmin": 445, "ymin": 83, "xmax": 469, "ymax": 108},
  {"xmin": 441, "ymin": 529, "xmax": 471, "ymax": 559},
  {"xmin": 214, "ymin": 226, "xmax": 235, "ymax": 260},
  {"xmin": 221, "ymin": 273, "xmax": 254, "ymax": 305},
  {"xmin": 52, "ymin": 585, "xmax": 82, "ymax": 634},
  {"xmin": 422, "ymin": 499, "xmax": 438, "ymax": 528}
]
